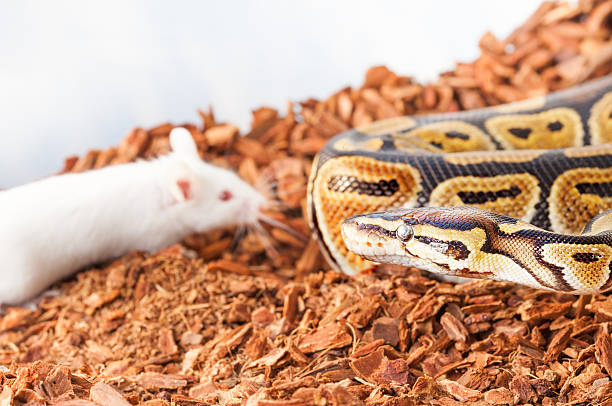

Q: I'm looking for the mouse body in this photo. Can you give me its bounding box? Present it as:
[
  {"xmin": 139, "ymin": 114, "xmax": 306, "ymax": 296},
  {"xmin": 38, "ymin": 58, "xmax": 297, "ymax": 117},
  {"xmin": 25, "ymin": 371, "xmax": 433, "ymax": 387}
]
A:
[{"xmin": 0, "ymin": 128, "xmax": 266, "ymax": 304}]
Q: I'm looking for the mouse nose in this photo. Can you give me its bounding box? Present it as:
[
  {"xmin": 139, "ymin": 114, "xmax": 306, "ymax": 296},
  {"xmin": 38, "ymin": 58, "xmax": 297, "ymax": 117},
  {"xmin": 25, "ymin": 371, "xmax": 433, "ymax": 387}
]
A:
[{"xmin": 241, "ymin": 199, "xmax": 263, "ymax": 223}]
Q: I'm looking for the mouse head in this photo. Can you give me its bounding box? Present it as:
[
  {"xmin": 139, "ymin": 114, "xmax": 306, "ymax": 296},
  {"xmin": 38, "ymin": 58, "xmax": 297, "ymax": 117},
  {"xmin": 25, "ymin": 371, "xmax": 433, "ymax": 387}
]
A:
[{"xmin": 164, "ymin": 128, "xmax": 266, "ymax": 231}]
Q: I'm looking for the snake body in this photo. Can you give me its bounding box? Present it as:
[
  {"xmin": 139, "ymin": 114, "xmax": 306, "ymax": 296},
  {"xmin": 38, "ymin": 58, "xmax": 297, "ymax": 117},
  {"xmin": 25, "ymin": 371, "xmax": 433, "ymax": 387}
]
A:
[{"xmin": 307, "ymin": 75, "xmax": 612, "ymax": 293}]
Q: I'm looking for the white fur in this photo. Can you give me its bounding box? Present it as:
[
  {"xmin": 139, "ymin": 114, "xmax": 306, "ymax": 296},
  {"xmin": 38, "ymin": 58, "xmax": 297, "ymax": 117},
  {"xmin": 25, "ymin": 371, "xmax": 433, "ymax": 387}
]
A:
[{"xmin": 0, "ymin": 128, "xmax": 265, "ymax": 304}]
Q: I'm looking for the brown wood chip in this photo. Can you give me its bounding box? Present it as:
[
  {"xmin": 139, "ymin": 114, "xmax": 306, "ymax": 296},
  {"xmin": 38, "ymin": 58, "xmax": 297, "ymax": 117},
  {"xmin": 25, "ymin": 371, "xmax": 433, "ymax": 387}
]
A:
[
  {"xmin": 89, "ymin": 382, "xmax": 131, "ymax": 406},
  {"xmin": 483, "ymin": 387, "xmax": 513, "ymax": 404},
  {"xmin": 297, "ymin": 323, "xmax": 352, "ymax": 353},
  {"xmin": 134, "ymin": 373, "xmax": 188, "ymax": 390},
  {"xmin": 440, "ymin": 312, "xmax": 469, "ymax": 343},
  {"xmin": 437, "ymin": 379, "xmax": 481, "ymax": 402},
  {"xmin": 158, "ymin": 328, "xmax": 179, "ymax": 355},
  {"xmin": 204, "ymin": 124, "xmax": 238, "ymax": 146}
]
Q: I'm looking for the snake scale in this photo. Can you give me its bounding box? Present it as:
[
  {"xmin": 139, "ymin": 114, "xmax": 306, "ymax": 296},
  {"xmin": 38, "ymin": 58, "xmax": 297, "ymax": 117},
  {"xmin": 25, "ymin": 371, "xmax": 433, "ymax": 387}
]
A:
[{"xmin": 307, "ymin": 75, "xmax": 612, "ymax": 294}]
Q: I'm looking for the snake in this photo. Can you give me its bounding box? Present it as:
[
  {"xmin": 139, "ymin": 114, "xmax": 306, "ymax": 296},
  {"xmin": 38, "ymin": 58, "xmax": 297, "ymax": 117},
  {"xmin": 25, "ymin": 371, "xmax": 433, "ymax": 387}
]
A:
[{"xmin": 307, "ymin": 75, "xmax": 612, "ymax": 294}]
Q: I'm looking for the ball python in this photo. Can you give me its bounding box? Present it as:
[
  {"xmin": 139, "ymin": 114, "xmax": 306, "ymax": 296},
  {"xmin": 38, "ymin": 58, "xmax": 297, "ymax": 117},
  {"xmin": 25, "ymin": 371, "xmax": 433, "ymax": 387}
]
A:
[{"xmin": 307, "ymin": 75, "xmax": 612, "ymax": 294}]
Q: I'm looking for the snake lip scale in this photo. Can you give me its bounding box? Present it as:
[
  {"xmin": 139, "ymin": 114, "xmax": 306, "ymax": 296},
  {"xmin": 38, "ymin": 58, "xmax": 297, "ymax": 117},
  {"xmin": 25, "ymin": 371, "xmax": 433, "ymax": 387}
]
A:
[{"xmin": 309, "ymin": 75, "xmax": 612, "ymax": 294}]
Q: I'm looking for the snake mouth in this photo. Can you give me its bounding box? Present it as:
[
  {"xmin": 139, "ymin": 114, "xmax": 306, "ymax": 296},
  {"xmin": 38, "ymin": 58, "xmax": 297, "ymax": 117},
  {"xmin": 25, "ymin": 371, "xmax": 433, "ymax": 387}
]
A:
[
  {"xmin": 341, "ymin": 215, "xmax": 455, "ymax": 272},
  {"xmin": 341, "ymin": 214, "xmax": 407, "ymax": 263}
]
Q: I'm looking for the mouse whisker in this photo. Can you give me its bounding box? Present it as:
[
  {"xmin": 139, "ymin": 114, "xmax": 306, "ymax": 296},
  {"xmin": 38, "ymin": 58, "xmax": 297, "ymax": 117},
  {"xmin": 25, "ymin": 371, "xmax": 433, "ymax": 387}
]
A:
[
  {"xmin": 253, "ymin": 177, "xmax": 280, "ymax": 198},
  {"xmin": 253, "ymin": 176, "xmax": 272, "ymax": 192},
  {"xmin": 230, "ymin": 224, "xmax": 247, "ymax": 251},
  {"xmin": 261, "ymin": 185, "xmax": 308, "ymax": 203},
  {"xmin": 272, "ymin": 183, "xmax": 308, "ymax": 195},
  {"xmin": 256, "ymin": 174, "xmax": 308, "ymax": 189},
  {"xmin": 252, "ymin": 222, "xmax": 280, "ymax": 260},
  {"xmin": 253, "ymin": 176, "xmax": 308, "ymax": 210},
  {"xmin": 262, "ymin": 199, "xmax": 290, "ymax": 211},
  {"xmin": 256, "ymin": 185, "xmax": 276, "ymax": 201},
  {"xmin": 255, "ymin": 180, "xmax": 283, "ymax": 196},
  {"xmin": 258, "ymin": 168, "xmax": 276, "ymax": 180},
  {"xmin": 258, "ymin": 215, "xmax": 308, "ymax": 242},
  {"xmin": 260, "ymin": 181, "xmax": 278, "ymax": 190},
  {"xmin": 277, "ymin": 189, "xmax": 307, "ymax": 199},
  {"xmin": 266, "ymin": 178, "xmax": 308, "ymax": 188},
  {"xmin": 256, "ymin": 171, "xmax": 277, "ymax": 183},
  {"xmin": 254, "ymin": 173, "xmax": 278, "ymax": 191}
]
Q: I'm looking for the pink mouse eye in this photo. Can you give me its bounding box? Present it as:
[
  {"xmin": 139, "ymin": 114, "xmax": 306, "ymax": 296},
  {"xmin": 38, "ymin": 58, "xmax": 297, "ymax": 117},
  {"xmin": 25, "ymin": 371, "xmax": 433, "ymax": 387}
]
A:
[{"xmin": 219, "ymin": 190, "xmax": 233, "ymax": 201}]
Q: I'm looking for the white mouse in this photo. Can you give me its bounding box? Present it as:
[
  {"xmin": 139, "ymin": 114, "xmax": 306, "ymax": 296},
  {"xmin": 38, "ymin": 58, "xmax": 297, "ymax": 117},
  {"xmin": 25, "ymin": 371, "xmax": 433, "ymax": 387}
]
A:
[{"xmin": 0, "ymin": 128, "xmax": 266, "ymax": 304}]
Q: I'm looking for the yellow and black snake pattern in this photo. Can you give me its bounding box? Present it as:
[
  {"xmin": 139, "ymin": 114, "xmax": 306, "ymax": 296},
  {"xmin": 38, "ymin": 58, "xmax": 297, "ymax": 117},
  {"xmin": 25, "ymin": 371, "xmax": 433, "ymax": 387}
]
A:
[{"xmin": 307, "ymin": 75, "xmax": 612, "ymax": 294}]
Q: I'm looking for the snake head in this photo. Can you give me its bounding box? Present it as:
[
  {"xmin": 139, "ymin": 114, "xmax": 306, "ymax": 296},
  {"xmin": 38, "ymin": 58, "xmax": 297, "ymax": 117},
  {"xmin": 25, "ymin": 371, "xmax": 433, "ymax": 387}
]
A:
[
  {"xmin": 341, "ymin": 207, "xmax": 492, "ymax": 276},
  {"xmin": 341, "ymin": 209, "xmax": 410, "ymax": 264}
]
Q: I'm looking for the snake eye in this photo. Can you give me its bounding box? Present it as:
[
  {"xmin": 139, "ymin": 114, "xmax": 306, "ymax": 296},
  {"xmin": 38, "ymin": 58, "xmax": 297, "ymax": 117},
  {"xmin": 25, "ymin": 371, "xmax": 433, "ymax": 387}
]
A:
[{"xmin": 395, "ymin": 224, "xmax": 413, "ymax": 242}]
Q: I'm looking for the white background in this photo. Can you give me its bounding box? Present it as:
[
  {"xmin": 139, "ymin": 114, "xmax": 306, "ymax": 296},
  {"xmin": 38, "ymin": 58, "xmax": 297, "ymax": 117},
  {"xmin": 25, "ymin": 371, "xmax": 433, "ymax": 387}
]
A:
[{"xmin": 0, "ymin": 0, "xmax": 542, "ymax": 187}]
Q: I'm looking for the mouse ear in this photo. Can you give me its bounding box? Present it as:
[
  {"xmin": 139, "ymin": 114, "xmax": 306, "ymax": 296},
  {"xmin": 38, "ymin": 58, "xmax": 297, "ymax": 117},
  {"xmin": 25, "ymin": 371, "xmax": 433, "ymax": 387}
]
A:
[
  {"xmin": 167, "ymin": 161, "xmax": 196, "ymax": 204},
  {"xmin": 169, "ymin": 127, "xmax": 199, "ymax": 158}
]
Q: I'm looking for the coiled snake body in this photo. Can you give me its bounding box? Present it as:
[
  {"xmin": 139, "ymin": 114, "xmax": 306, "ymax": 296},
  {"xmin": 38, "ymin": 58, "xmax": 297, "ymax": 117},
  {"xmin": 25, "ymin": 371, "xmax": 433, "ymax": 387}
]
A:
[{"xmin": 307, "ymin": 75, "xmax": 612, "ymax": 294}]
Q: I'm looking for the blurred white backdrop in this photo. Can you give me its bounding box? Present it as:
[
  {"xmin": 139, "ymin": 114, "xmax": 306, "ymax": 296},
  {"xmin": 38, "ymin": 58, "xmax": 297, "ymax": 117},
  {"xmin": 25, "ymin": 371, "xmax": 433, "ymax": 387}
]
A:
[{"xmin": 0, "ymin": 0, "xmax": 542, "ymax": 187}]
